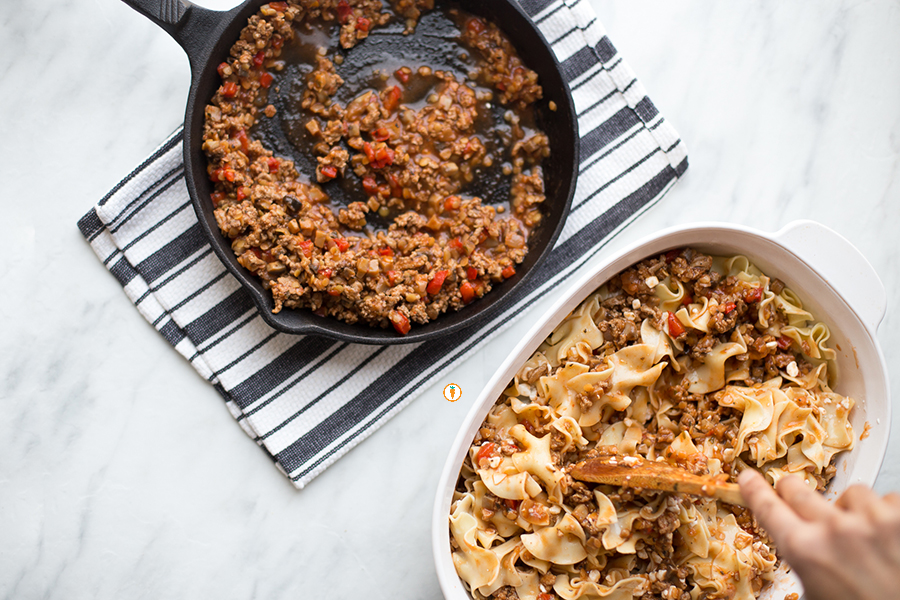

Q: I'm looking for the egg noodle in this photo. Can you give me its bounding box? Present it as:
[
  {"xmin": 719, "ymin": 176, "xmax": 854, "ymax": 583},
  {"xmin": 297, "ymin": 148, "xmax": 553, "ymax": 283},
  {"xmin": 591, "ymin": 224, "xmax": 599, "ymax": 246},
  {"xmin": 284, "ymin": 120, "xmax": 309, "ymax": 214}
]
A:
[{"xmin": 450, "ymin": 249, "xmax": 855, "ymax": 600}]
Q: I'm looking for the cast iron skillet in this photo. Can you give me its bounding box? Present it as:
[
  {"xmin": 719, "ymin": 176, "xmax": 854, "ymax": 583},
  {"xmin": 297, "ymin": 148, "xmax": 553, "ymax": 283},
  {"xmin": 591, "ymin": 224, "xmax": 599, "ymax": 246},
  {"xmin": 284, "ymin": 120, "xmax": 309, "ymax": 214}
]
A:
[{"xmin": 121, "ymin": 0, "xmax": 578, "ymax": 344}]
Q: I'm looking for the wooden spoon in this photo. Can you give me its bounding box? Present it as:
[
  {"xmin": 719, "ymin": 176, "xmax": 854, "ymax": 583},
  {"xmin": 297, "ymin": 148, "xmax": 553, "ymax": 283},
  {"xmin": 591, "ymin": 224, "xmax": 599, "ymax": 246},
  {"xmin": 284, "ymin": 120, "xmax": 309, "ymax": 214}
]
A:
[{"xmin": 570, "ymin": 454, "xmax": 747, "ymax": 507}]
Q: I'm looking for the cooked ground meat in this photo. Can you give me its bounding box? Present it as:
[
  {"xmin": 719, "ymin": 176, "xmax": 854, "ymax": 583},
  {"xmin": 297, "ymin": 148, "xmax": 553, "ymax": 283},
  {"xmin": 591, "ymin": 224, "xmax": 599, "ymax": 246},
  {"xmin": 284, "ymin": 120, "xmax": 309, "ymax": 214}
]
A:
[
  {"xmin": 202, "ymin": 0, "xmax": 549, "ymax": 334},
  {"xmin": 492, "ymin": 586, "xmax": 519, "ymax": 600},
  {"xmin": 460, "ymin": 16, "xmax": 542, "ymax": 108}
]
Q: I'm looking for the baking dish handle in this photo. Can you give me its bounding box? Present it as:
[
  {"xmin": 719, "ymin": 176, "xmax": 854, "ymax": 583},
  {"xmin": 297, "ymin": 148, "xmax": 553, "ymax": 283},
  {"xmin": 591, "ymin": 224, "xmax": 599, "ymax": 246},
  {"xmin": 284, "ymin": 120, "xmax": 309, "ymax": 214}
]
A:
[
  {"xmin": 120, "ymin": 0, "xmax": 227, "ymax": 70},
  {"xmin": 773, "ymin": 220, "xmax": 886, "ymax": 332}
]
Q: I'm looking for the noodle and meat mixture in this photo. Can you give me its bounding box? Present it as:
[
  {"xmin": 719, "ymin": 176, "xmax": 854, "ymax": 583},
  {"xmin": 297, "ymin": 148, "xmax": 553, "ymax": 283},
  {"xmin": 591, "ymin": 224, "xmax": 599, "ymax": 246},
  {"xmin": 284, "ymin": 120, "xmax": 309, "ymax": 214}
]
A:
[
  {"xmin": 450, "ymin": 248, "xmax": 855, "ymax": 600},
  {"xmin": 202, "ymin": 1, "xmax": 550, "ymax": 334}
]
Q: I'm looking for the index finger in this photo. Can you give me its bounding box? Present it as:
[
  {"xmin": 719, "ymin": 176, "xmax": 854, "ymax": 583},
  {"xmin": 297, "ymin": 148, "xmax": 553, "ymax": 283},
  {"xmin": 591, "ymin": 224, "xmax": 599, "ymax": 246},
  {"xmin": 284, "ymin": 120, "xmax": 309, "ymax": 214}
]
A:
[{"xmin": 739, "ymin": 469, "xmax": 805, "ymax": 536}]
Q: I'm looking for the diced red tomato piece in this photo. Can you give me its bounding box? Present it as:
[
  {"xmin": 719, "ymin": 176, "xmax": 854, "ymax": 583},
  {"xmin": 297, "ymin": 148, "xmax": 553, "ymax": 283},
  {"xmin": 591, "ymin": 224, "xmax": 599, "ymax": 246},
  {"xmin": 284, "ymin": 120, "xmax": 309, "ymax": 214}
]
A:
[
  {"xmin": 449, "ymin": 237, "xmax": 464, "ymax": 252},
  {"xmin": 465, "ymin": 17, "xmax": 485, "ymax": 35},
  {"xmin": 475, "ymin": 442, "xmax": 496, "ymax": 467},
  {"xmin": 214, "ymin": 168, "xmax": 235, "ymax": 183},
  {"xmin": 249, "ymin": 248, "xmax": 262, "ymax": 259},
  {"xmin": 373, "ymin": 127, "xmax": 390, "ymax": 142},
  {"xmin": 334, "ymin": 237, "xmax": 350, "ymax": 252},
  {"xmin": 356, "ymin": 16, "xmax": 370, "ymax": 31},
  {"xmin": 460, "ymin": 281, "xmax": 475, "ymax": 304},
  {"xmin": 233, "ymin": 128, "xmax": 249, "ymax": 153},
  {"xmin": 321, "ymin": 165, "xmax": 338, "ymax": 179},
  {"xmin": 217, "ymin": 62, "xmax": 230, "ymax": 77},
  {"xmin": 667, "ymin": 312, "xmax": 685, "ymax": 337},
  {"xmin": 236, "ymin": 187, "xmax": 248, "ymax": 201},
  {"xmin": 387, "ymin": 172, "xmax": 402, "ymax": 198},
  {"xmin": 503, "ymin": 499, "xmax": 521, "ymax": 511},
  {"xmin": 318, "ymin": 268, "xmax": 333, "ymax": 279},
  {"xmin": 362, "ymin": 176, "xmax": 378, "ymax": 195},
  {"xmin": 373, "ymin": 154, "xmax": 390, "ymax": 169},
  {"xmin": 444, "ymin": 195, "xmax": 461, "ymax": 212},
  {"xmin": 253, "ymin": 51, "xmax": 265, "ymax": 67},
  {"xmin": 744, "ymin": 286, "xmax": 763, "ymax": 303},
  {"xmin": 374, "ymin": 145, "xmax": 394, "ymax": 167},
  {"xmin": 777, "ymin": 335, "xmax": 793, "ymax": 350},
  {"xmin": 665, "ymin": 248, "xmax": 681, "ymax": 263},
  {"xmin": 222, "ymin": 81, "xmax": 238, "ymax": 98},
  {"xmin": 426, "ymin": 270, "xmax": 448, "ymax": 295},
  {"xmin": 681, "ymin": 293, "xmax": 693, "ymax": 306},
  {"xmin": 395, "ymin": 68, "xmax": 410, "ymax": 84},
  {"xmin": 210, "ymin": 191, "xmax": 226, "ymax": 207},
  {"xmin": 383, "ymin": 85, "xmax": 402, "ymax": 113},
  {"xmin": 364, "ymin": 142, "xmax": 394, "ymax": 169},
  {"xmin": 299, "ymin": 240, "xmax": 313, "ymax": 258},
  {"xmin": 723, "ymin": 301, "xmax": 737, "ymax": 314},
  {"xmin": 501, "ymin": 265, "xmax": 516, "ymax": 279},
  {"xmin": 337, "ymin": 0, "xmax": 351, "ymax": 23},
  {"xmin": 269, "ymin": 2, "xmax": 288, "ymax": 12},
  {"xmin": 259, "ymin": 72, "xmax": 274, "ymax": 88},
  {"xmin": 328, "ymin": 288, "xmax": 342, "ymax": 296},
  {"xmin": 386, "ymin": 270, "xmax": 400, "ymax": 285},
  {"xmin": 267, "ymin": 157, "xmax": 280, "ymax": 173},
  {"xmin": 466, "ymin": 267, "xmax": 478, "ymax": 281},
  {"xmin": 390, "ymin": 310, "xmax": 411, "ymax": 335},
  {"xmin": 271, "ymin": 36, "xmax": 284, "ymax": 50},
  {"xmin": 377, "ymin": 247, "xmax": 393, "ymax": 256},
  {"xmin": 537, "ymin": 594, "xmax": 554, "ymax": 600}
]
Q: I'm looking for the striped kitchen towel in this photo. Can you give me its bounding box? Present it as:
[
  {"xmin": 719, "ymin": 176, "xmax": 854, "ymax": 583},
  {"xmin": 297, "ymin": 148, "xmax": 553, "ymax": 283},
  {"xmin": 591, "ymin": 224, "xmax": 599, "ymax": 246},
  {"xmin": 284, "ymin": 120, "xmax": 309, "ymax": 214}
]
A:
[{"xmin": 78, "ymin": 0, "xmax": 688, "ymax": 489}]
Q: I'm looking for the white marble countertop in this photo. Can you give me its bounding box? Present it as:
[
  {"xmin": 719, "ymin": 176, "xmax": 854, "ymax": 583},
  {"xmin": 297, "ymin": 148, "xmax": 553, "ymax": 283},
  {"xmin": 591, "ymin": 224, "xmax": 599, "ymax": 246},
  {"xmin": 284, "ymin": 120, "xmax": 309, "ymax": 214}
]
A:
[{"xmin": 3, "ymin": 0, "xmax": 898, "ymax": 597}]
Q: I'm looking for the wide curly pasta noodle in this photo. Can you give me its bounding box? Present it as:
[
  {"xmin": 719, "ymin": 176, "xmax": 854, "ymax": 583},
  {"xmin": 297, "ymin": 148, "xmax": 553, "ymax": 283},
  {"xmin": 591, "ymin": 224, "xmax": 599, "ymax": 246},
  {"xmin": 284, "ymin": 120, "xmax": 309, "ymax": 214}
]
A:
[{"xmin": 450, "ymin": 249, "xmax": 855, "ymax": 600}]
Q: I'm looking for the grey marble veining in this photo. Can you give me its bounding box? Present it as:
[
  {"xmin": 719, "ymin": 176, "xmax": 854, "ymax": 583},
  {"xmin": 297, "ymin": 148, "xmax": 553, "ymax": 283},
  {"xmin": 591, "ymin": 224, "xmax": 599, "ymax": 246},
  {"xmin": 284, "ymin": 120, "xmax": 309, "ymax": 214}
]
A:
[{"xmin": 1, "ymin": 0, "xmax": 898, "ymax": 597}]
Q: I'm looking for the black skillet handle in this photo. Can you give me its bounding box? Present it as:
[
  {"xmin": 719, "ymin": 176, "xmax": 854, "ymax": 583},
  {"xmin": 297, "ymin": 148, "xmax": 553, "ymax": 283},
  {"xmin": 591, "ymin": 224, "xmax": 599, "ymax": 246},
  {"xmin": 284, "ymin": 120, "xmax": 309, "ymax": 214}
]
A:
[{"xmin": 120, "ymin": 0, "xmax": 227, "ymax": 71}]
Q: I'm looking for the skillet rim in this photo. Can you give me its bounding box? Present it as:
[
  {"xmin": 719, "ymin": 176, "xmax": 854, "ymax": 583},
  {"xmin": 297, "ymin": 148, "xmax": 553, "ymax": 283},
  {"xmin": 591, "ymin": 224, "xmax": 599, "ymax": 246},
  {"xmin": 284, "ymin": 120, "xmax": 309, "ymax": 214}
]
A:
[{"xmin": 181, "ymin": 0, "xmax": 580, "ymax": 344}]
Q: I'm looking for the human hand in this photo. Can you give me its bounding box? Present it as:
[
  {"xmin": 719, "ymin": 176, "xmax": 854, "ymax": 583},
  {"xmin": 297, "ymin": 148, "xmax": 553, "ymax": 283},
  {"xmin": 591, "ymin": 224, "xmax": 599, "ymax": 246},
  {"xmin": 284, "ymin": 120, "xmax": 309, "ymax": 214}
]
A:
[{"xmin": 738, "ymin": 470, "xmax": 900, "ymax": 600}]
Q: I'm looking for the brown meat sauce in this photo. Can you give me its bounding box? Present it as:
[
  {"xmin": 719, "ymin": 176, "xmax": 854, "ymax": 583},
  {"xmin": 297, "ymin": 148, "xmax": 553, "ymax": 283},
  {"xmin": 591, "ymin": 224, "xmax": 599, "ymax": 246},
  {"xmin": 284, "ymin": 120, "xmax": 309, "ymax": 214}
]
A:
[{"xmin": 202, "ymin": 0, "xmax": 549, "ymax": 333}]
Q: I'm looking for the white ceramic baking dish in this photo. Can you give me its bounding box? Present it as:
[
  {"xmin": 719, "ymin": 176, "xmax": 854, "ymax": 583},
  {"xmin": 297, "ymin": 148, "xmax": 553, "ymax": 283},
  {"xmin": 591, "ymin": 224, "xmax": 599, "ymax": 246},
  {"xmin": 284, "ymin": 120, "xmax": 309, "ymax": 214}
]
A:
[{"xmin": 432, "ymin": 220, "xmax": 890, "ymax": 600}]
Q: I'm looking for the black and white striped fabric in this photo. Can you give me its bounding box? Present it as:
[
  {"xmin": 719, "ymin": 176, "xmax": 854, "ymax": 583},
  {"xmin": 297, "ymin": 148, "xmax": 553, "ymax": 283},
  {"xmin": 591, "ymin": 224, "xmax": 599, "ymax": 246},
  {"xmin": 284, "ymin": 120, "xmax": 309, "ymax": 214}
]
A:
[{"xmin": 78, "ymin": 0, "xmax": 688, "ymax": 489}]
